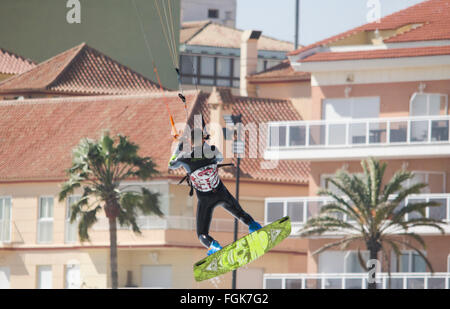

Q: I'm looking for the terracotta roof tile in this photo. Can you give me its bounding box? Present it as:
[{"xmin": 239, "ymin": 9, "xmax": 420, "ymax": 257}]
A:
[
  {"xmin": 302, "ymin": 45, "xmax": 450, "ymax": 62},
  {"xmin": 289, "ymin": 0, "xmax": 450, "ymax": 57},
  {"xmin": 247, "ymin": 60, "xmax": 311, "ymax": 83},
  {"xmin": 0, "ymin": 48, "xmax": 36, "ymax": 75},
  {"xmin": 0, "ymin": 91, "xmax": 198, "ymax": 182},
  {"xmin": 0, "ymin": 89, "xmax": 309, "ymax": 185},
  {"xmin": 179, "ymin": 88, "xmax": 310, "ymax": 184},
  {"xmin": 181, "ymin": 21, "xmax": 295, "ymax": 52},
  {"xmin": 0, "ymin": 43, "xmax": 161, "ymax": 95}
]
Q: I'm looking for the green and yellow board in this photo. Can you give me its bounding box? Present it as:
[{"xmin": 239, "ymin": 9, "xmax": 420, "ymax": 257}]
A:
[{"xmin": 193, "ymin": 216, "xmax": 291, "ymax": 282}]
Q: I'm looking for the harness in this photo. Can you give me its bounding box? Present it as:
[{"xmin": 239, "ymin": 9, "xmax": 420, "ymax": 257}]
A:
[{"xmin": 178, "ymin": 163, "xmax": 234, "ymax": 196}]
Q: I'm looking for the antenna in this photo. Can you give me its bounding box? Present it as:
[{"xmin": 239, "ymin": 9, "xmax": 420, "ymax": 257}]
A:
[{"xmin": 295, "ymin": 0, "xmax": 300, "ymax": 49}]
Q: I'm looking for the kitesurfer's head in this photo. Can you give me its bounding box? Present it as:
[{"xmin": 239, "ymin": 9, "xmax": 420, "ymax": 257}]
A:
[{"xmin": 190, "ymin": 128, "xmax": 209, "ymax": 147}]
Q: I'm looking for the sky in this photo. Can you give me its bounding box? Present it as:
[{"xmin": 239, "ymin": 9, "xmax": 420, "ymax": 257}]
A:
[{"xmin": 236, "ymin": 0, "xmax": 426, "ymax": 47}]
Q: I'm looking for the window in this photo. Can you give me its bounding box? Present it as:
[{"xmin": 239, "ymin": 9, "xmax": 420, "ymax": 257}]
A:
[
  {"xmin": 65, "ymin": 196, "xmax": 80, "ymax": 243},
  {"xmin": 323, "ymin": 97, "xmax": 380, "ymax": 145},
  {"xmin": 266, "ymin": 202, "xmax": 284, "ymax": 224},
  {"xmin": 318, "ymin": 250, "xmax": 370, "ymax": 274},
  {"xmin": 318, "ymin": 251, "xmax": 346, "ymax": 273},
  {"xmin": 320, "ymin": 173, "xmax": 364, "ymax": 196},
  {"xmin": 208, "ymin": 9, "xmax": 219, "ymax": 19},
  {"xmin": 400, "ymin": 171, "xmax": 446, "ymax": 194},
  {"xmin": 0, "ymin": 197, "xmax": 12, "ymax": 243},
  {"xmin": 410, "ymin": 93, "xmax": 448, "ymax": 142},
  {"xmin": 200, "ymin": 56, "xmax": 215, "ymax": 76},
  {"xmin": 180, "ymin": 55, "xmax": 197, "ymax": 75},
  {"xmin": 179, "ymin": 54, "xmax": 240, "ymax": 88},
  {"xmin": 265, "ymin": 278, "xmax": 282, "ymax": 289},
  {"xmin": 0, "ymin": 267, "xmax": 10, "ymax": 289},
  {"xmin": 216, "ymin": 57, "xmax": 231, "ymax": 78},
  {"xmin": 391, "ymin": 251, "xmax": 427, "ymax": 273},
  {"xmin": 65, "ymin": 264, "xmax": 81, "ymax": 289},
  {"xmin": 141, "ymin": 265, "xmax": 172, "ymax": 288},
  {"xmin": 344, "ymin": 251, "xmax": 369, "ymax": 273},
  {"xmin": 410, "ymin": 93, "xmax": 448, "ymax": 116},
  {"xmin": 38, "ymin": 197, "xmax": 53, "ymax": 243},
  {"xmin": 233, "ymin": 58, "xmax": 240, "ymax": 78},
  {"xmin": 225, "ymin": 11, "xmax": 233, "ymax": 20},
  {"xmin": 37, "ymin": 265, "xmax": 52, "ymax": 289}
]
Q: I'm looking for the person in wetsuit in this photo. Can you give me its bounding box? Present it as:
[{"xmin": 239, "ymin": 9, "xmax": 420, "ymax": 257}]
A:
[{"xmin": 168, "ymin": 128, "xmax": 262, "ymax": 256}]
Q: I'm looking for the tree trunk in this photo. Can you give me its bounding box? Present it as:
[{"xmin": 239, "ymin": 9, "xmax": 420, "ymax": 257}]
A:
[
  {"xmin": 108, "ymin": 215, "xmax": 119, "ymax": 289},
  {"xmin": 367, "ymin": 240, "xmax": 381, "ymax": 290}
]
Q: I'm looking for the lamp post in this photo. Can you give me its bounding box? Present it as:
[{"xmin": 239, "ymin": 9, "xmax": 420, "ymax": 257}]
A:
[{"xmin": 223, "ymin": 113, "xmax": 243, "ymax": 290}]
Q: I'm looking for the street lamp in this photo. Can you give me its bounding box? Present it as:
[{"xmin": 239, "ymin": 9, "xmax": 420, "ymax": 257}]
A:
[{"xmin": 223, "ymin": 113, "xmax": 243, "ymax": 290}]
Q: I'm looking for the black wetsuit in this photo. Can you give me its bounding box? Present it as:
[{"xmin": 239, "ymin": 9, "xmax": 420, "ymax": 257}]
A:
[{"xmin": 169, "ymin": 143, "xmax": 255, "ymax": 248}]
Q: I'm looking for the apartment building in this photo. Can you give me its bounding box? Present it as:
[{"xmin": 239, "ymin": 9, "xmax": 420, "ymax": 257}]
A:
[
  {"xmin": 181, "ymin": 0, "xmax": 237, "ymax": 27},
  {"xmin": 261, "ymin": 0, "xmax": 450, "ymax": 289},
  {"xmin": 180, "ymin": 21, "xmax": 294, "ymax": 95},
  {"xmin": 0, "ymin": 43, "xmax": 311, "ymax": 288}
]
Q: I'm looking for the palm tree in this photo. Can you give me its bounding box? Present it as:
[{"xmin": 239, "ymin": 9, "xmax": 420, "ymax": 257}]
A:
[
  {"xmin": 59, "ymin": 132, "xmax": 163, "ymax": 289},
  {"xmin": 299, "ymin": 158, "xmax": 445, "ymax": 289}
]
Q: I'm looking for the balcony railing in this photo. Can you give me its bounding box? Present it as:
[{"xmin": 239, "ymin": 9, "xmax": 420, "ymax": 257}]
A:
[
  {"xmin": 268, "ymin": 115, "xmax": 450, "ymax": 148},
  {"xmin": 265, "ymin": 194, "xmax": 450, "ymax": 229},
  {"xmin": 92, "ymin": 216, "xmax": 248, "ymax": 233},
  {"xmin": 266, "ymin": 115, "xmax": 450, "ymax": 160},
  {"xmin": 264, "ymin": 273, "xmax": 450, "ymax": 289}
]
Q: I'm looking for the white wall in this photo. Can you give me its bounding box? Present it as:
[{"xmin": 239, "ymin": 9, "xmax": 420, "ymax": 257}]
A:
[{"xmin": 181, "ymin": 0, "xmax": 237, "ymax": 27}]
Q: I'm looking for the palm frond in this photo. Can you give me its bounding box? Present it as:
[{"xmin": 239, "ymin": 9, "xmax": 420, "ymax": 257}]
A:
[{"xmin": 311, "ymin": 236, "xmax": 364, "ymax": 256}]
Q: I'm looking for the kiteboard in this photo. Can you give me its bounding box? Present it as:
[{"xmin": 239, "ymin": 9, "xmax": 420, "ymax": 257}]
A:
[{"xmin": 193, "ymin": 216, "xmax": 291, "ymax": 282}]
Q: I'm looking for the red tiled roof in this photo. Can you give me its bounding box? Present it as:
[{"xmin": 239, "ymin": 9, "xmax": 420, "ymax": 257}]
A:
[
  {"xmin": 0, "ymin": 43, "xmax": 162, "ymax": 95},
  {"xmin": 289, "ymin": 0, "xmax": 450, "ymax": 57},
  {"xmin": 0, "ymin": 47, "xmax": 36, "ymax": 75},
  {"xmin": 183, "ymin": 88, "xmax": 310, "ymax": 184},
  {"xmin": 181, "ymin": 21, "xmax": 295, "ymax": 52},
  {"xmin": 302, "ymin": 45, "xmax": 450, "ymax": 62},
  {"xmin": 0, "ymin": 89, "xmax": 309, "ymax": 185},
  {"xmin": 0, "ymin": 91, "xmax": 198, "ymax": 182},
  {"xmin": 247, "ymin": 60, "xmax": 311, "ymax": 83}
]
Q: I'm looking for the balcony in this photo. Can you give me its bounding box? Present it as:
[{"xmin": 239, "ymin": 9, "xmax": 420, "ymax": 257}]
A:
[
  {"xmin": 265, "ymin": 115, "xmax": 450, "ymax": 161},
  {"xmin": 264, "ymin": 273, "xmax": 450, "ymax": 289},
  {"xmin": 92, "ymin": 215, "xmax": 249, "ymax": 233},
  {"xmin": 265, "ymin": 194, "xmax": 450, "ymax": 234}
]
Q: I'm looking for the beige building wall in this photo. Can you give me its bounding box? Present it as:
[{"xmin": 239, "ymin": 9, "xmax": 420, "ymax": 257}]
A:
[
  {"xmin": 0, "ymin": 176, "xmax": 308, "ymax": 288},
  {"xmin": 309, "ymin": 158, "xmax": 450, "ymax": 196},
  {"xmin": 310, "ymin": 79, "xmax": 450, "ymax": 120}
]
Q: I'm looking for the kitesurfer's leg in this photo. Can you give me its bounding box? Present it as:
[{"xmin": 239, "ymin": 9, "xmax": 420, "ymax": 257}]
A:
[
  {"xmin": 221, "ymin": 188, "xmax": 262, "ymax": 233},
  {"xmin": 196, "ymin": 196, "xmax": 222, "ymax": 255}
]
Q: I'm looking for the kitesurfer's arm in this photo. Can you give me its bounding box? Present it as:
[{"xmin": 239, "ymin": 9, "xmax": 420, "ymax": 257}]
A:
[{"xmin": 168, "ymin": 141, "xmax": 185, "ymax": 169}]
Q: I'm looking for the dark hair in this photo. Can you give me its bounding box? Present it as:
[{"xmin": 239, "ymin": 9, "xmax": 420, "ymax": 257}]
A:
[{"xmin": 190, "ymin": 128, "xmax": 210, "ymax": 141}]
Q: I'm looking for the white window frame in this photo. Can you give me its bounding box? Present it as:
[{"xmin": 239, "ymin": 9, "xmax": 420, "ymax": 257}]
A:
[
  {"xmin": 344, "ymin": 250, "xmax": 370, "ymax": 273},
  {"xmin": 407, "ymin": 170, "xmax": 446, "ymax": 194},
  {"xmin": 447, "ymin": 254, "xmax": 450, "ymax": 272},
  {"xmin": 65, "ymin": 263, "xmax": 81, "ymax": 289},
  {"xmin": 37, "ymin": 265, "xmax": 52, "ymax": 289},
  {"xmin": 264, "ymin": 200, "xmax": 286, "ymax": 225},
  {"xmin": 392, "ymin": 250, "xmax": 427, "ymax": 273},
  {"xmin": 37, "ymin": 196, "xmax": 54, "ymax": 244},
  {"xmin": 0, "ymin": 266, "xmax": 10, "ymax": 289},
  {"xmin": 65, "ymin": 195, "xmax": 81, "ymax": 243},
  {"xmin": 322, "ymin": 96, "xmax": 381, "ymax": 120},
  {"xmin": 409, "ymin": 92, "xmax": 448, "ymax": 116},
  {"xmin": 0, "ymin": 196, "xmax": 12, "ymax": 243}
]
